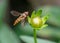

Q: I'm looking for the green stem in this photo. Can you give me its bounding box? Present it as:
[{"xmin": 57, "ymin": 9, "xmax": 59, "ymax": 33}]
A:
[{"xmin": 33, "ymin": 29, "xmax": 37, "ymax": 43}]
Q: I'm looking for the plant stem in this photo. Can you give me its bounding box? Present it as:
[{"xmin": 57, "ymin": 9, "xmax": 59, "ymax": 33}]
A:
[{"xmin": 33, "ymin": 29, "xmax": 37, "ymax": 43}]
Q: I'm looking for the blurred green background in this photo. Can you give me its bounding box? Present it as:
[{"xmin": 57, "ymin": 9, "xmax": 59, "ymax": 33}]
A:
[{"xmin": 0, "ymin": 0, "xmax": 60, "ymax": 43}]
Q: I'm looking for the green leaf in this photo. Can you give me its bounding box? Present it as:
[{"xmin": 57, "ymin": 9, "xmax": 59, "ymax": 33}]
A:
[
  {"xmin": 31, "ymin": 9, "xmax": 42, "ymax": 18},
  {"xmin": 36, "ymin": 9, "xmax": 42, "ymax": 17},
  {"xmin": 36, "ymin": 24, "xmax": 48, "ymax": 30},
  {"xmin": 42, "ymin": 15, "xmax": 49, "ymax": 24},
  {"xmin": 40, "ymin": 24, "xmax": 48, "ymax": 29},
  {"xmin": 20, "ymin": 35, "xmax": 55, "ymax": 43},
  {"xmin": 0, "ymin": 24, "xmax": 21, "ymax": 43},
  {"xmin": 27, "ymin": 16, "xmax": 31, "ymax": 24},
  {"xmin": 31, "ymin": 11, "xmax": 36, "ymax": 18}
]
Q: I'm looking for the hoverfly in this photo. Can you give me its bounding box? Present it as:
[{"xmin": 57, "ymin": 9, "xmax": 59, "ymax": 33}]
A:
[{"xmin": 10, "ymin": 10, "xmax": 29, "ymax": 26}]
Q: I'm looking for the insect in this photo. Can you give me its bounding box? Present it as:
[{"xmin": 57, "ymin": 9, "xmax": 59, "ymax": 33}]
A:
[{"xmin": 10, "ymin": 10, "xmax": 29, "ymax": 26}]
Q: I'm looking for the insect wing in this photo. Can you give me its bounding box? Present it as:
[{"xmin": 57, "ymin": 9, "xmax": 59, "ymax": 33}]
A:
[
  {"xmin": 10, "ymin": 10, "xmax": 21, "ymax": 16},
  {"xmin": 21, "ymin": 20, "xmax": 25, "ymax": 27}
]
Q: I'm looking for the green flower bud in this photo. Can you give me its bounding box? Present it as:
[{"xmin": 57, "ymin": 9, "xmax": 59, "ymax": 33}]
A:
[
  {"xmin": 30, "ymin": 17, "xmax": 43, "ymax": 28},
  {"xmin": 27, "ymin": 9, "xmax": 49, "ymax": 30}
]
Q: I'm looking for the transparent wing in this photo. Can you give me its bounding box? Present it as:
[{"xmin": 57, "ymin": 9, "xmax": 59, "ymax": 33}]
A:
[
  {"xmin": 10, "ymin": 10, "xmax": 22, "ymax": 16},
  {"xmin": 21, "ymin": 19, "xmax": 26, "ymax": 27}
]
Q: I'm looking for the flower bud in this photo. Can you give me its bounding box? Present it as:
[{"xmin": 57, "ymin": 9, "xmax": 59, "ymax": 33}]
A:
[{"xmin": 31, "ymin": 17, "xmax": 43, "ymax": 28}]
